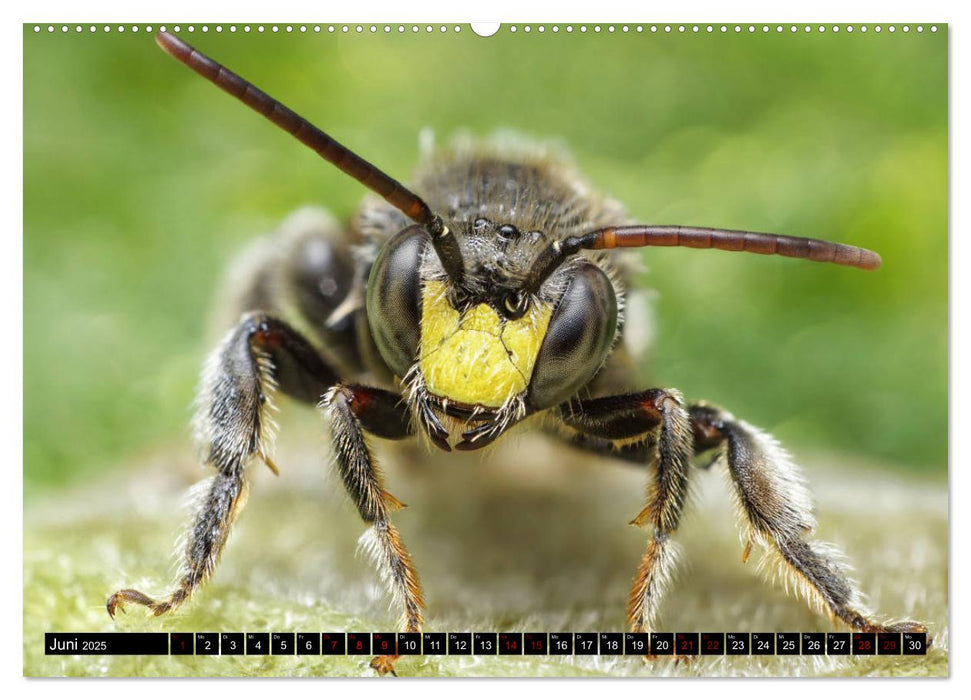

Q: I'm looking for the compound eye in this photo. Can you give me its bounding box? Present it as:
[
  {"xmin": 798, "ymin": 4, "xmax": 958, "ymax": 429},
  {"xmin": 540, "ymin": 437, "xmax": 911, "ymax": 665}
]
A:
[
  {"xmin": 366, "ymin": 225, "xmax": 427, "ymax": 378},
  {"xmin": 527, "ymin": 261, "xmax": 618, "ymax": 409},
  {"xmin": 502, "ymin": 290, "xmax": 529, "ymax": 319}
]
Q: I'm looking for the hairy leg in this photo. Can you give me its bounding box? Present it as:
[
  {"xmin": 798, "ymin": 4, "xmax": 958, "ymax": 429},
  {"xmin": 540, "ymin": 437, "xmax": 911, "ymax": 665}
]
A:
[
  {"xmin": 107, "ymin": 314, "xmax": 338, "ymax": 617},
  {"xmin": 559, "ymin": 389, "xmax": 693, "ymax": 634},
  {"xmin": 321, "ymin": 384, "xmax": 421, "ymax": 676},
  {"xmin": 689, "ymin": 401, "xmax": 927, "ymax": 634}
]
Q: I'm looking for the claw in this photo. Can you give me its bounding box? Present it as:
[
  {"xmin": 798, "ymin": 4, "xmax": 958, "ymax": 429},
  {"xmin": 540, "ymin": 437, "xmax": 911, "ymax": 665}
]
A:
[
  {"xmin": 106, "ymin": 596, "xmax": 123, "ymax": 619},
  {"xmin": 106, "ymin": 589, "xmax": 166, "ymax": 618},
  {"xmin": 370, "ymin": 654, "xmax": 400, "ymax": 676},
  {"xmin": 870, "ymin": 620, "xmax": 931, "ymax": 647}
]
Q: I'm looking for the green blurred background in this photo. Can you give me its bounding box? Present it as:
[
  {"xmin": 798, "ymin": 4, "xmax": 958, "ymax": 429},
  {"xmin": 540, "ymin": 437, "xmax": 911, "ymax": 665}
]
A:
[{"xmin": 23, "ymin": 25, "xmax": 947, "ymax": 498}]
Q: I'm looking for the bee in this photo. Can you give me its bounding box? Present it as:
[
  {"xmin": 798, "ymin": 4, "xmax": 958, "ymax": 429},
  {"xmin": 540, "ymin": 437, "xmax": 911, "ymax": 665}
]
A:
[{"xmin": 107, "ymin": 32, "xmax": 927, "ymax": 674}]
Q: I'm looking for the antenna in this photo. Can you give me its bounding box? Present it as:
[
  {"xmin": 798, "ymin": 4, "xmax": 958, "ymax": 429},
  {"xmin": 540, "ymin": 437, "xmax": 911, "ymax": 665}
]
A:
[
  {"xmin": 525, "ymin": 224, "xmax": 881, "ymax": 292},
  {"xmin": 154, "ymin": 31, "xmax": 466, "ymax": 285}
]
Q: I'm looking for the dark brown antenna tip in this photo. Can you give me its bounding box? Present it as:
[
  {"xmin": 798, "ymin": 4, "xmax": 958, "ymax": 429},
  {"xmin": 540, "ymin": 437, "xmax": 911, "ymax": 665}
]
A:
[
  {"xmin": 155, "ymin": 29, "xmax": 184, "ymax": 57},
  {"xmin": 524, "ymin": 224, "xmax": 880, "ymax": 293},
  {"xmin": 153, "ymin": 31, "xmax": 435, "ymax": 227},
  {"xmin": 585, "ymin": 226, "xmax": 882, "ymax": 271}
]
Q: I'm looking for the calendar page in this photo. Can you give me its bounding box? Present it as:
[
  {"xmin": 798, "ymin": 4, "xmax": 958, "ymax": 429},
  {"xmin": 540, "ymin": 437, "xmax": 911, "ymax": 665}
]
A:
[{"xmin": 23, "ymin": 19, "xmax": 947, "ymax": 679}]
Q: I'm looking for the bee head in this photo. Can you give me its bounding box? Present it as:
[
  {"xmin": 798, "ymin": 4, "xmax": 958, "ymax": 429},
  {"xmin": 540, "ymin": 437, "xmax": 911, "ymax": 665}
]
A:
[{"xmin": 366, "ymin": 219, "xmax": 620, "ymax": 413}]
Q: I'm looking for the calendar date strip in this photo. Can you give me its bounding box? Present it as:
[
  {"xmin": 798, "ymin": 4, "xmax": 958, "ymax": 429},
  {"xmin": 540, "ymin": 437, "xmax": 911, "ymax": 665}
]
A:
[{"xmin": 45, "ymin": 631, "xmax": 927, "ymax": 656}]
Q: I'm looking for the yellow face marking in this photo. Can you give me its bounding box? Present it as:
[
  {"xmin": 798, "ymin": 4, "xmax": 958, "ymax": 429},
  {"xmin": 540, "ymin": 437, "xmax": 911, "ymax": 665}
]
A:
[{"xmin": 419, "ymin": 280, "xmax": 553, "ymax": 408}]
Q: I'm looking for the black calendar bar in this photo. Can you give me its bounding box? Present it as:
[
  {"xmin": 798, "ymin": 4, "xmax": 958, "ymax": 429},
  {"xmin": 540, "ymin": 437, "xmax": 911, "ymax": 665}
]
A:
[
  {"xmin": 45, "ymin": 633, "xmax": 168, "ymax": 655},
  {"xmin": 43, "ymin": 631, "xmax": 926, "ymax": 656}
]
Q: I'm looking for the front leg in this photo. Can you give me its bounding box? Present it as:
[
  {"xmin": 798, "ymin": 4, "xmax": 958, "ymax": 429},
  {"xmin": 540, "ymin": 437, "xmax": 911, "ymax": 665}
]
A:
[
  {"xmin": 560, "ymin": 389, "xmax": 693, "ymax": 634},
  {"xmin": 321, "ymin": 384, "xmax": 423, "ymax": 676},
  {"xmin": 689, "ymin": 402, "xmax": 928, "ymax": 635},
  {"xmin": 108, "ymin": 313, "xmax": 339, "ymax": 617}
]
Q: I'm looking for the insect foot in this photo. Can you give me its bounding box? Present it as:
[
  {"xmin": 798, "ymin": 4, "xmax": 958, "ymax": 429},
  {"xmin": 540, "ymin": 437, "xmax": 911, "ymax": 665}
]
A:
[
  {"xmin": 866, "ymin": 620, "xmax": 932, "ymax": 647},
  {"xmin": 106, "ymin": 588, "xmax": 177, "ymax": 618},
  {"xmin": 685, "ymin": 401, "xmax": 931, "ymax": 641},
  {"xmin": 370, "ymin": 654, "xmax": 400, "ymax": 676}
]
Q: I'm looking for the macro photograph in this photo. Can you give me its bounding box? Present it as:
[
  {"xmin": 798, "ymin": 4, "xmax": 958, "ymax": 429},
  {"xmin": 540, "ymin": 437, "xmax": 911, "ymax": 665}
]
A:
[{"xmin": 23, "ymin": 21, "xmax": 947, "ymax": 677}]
